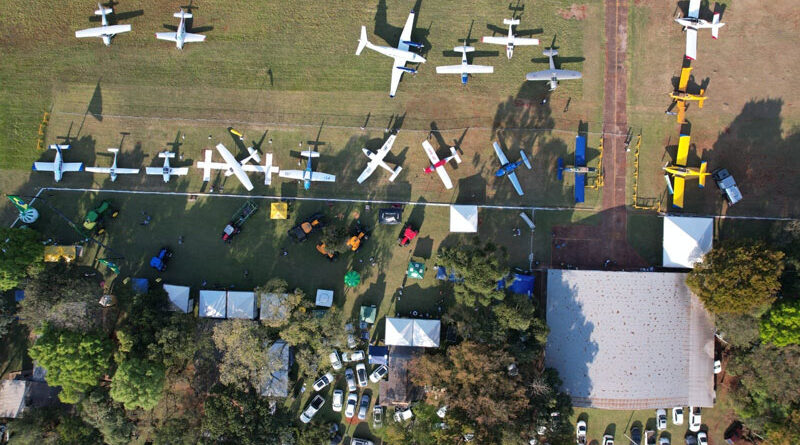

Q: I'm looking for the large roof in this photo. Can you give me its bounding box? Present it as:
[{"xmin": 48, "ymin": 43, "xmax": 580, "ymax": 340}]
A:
[
  {"xmin": 0, "ymin": 380, "xmax": 27, "ymax": 418},
  {"xmin": 545, "ymin": 270, "xmax": 715, "ymax": 409},
  {"xmin": 260, "ymin": 341, "xmax": 292, "ymax": 398},
  {"xmin": 385, "ymin": 318, "xmax": 440, "ymax": 348},
  {"xmin": 663, "ymin": 216, "xmax": 714, "ymax": 268}
]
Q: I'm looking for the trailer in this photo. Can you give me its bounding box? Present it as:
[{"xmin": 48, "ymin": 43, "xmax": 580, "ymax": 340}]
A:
[{"xmin": 222, "ymin": 201, "xmax": 259, "ymax": 242}]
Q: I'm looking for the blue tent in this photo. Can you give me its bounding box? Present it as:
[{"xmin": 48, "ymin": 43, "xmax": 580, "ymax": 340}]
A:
[
  {"xmin": 497, "ymin": 273, "xmax": 535, "ymax": 297},
  {"xmin": 14, "ymin": 289, "xmax": 25, "ymax": 302},
  {"xmin": 369, "ymin": 345, "xmax": 388, "ymax": 365},
  {"xmin": 131, "ymin": 278, "xmax": 149, "ymax": 295},
  {"xmin": 435, "ymin": 266, "xmax": 464, "ymax": 283}
]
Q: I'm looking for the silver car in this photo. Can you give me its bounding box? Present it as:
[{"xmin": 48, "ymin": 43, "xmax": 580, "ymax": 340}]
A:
[
  {"xmin": 344, "ymin": 392, "xmax": 358, "ymax": 419},
  {"xmin": 358, "ymin": 393, "xmax": 370, "ymax": 420},
  {"xmin": 299, "ymin": 395, "xmax": 324, "ymax": 424},
  {"xmin": 356, "ymin": 363, "xmax": 368, "ymax": 388},
  {"xmin": 344, "ymin": 368, "xmax": 357, "ymax": 392}
]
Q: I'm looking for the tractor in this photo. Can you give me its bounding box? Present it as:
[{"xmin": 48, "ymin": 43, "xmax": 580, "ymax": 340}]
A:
[
  {"xmin": 222, "ymin": 201, "xmax": 258, "ymax": 242},
  {"xmin": 83, "ymin": 201, "xmax": 118, "ymax": 234}
]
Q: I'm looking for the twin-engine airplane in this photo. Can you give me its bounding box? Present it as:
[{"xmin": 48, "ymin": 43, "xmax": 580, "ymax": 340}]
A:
[
  {"xmin": 356, "ymin": 10, "xmax": 426, "ymax": 97},
  {"xmin": 525, "ymin": 48, "xmax": 582, "ymax": 91},
  {"xmin": 32, "ymin": 145, "xmax": 84, "ymax": 182},
  {"xmin": 156, "ymin": 9, "xmax": 206, "ymax": 49},
  {"xmin": 663, "ymin": 134, "xmax": 709, "ymax": 208},
  {"xmin": 675, "ymin": 0, "xmax": 724, "ymax": 60},
  {"xmin": 357, "ymin": 134, "xmax": 403, "ymax": 184},
  {"xmin": 85, "ymin": 148, "xmax": 140, "ymax": 181},
  {"xmin": 279, "ymin": 151, "xmax": 336, "ymax": 190},
  {"xmin": 481, "ymin": 18, "xmax": 539, "ymax": 59},
  {"xmin": 435, "ymin": 42, "xmax": 494, "ymax": 85},
  {"xmin": 197, "ymin": 144, "xmax": 280, "ymax": 191},
  {"xmin": 75, "ymin": 3, "xmax": 131, "ymax": 46},
  {"xmin": 421, "ymin": 140, "xmax": 461, "ymax": 190},
  {"xmin": 146, "ymin": 151, "xmax": 189, "ymax": 183},
  {"xmin": 493, "ymin": 142, "xmax": 531, "ymax": 196}
]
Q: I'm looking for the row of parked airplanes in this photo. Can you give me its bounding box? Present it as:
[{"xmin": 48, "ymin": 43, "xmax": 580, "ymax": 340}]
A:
[{"xmin": 32, "ymin": 132, "xmax": 537, "ymax": 195}]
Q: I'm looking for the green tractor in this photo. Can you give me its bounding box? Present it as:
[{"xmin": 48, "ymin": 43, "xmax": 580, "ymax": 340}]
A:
[{"xmin": 83, "ymin": 201, "xmax": 118, "ymax": 234}]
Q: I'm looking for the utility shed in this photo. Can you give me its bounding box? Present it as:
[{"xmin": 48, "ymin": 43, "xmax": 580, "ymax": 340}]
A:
[{"xmin": 544, "ymin": 269, "xmax": 715, "ymax": 409}]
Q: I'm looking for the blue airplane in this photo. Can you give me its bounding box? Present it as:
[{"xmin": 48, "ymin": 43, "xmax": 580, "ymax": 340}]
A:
[
  {"xmin": 557, "ymin": 135, "xmax": 596, "ymax": 203},
  {"xmin": 492, "ymin": 142, "xmax": 532, "ymax": 196},
  {"xmin": 278, "ymin": 150, "xmax": 336, "ymax": 190}
]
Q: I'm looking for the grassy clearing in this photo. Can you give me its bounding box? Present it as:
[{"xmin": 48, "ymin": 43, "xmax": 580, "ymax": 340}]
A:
[{"xmin": 570, "ymin": 407, "xmax": 700, "ymax": 445}]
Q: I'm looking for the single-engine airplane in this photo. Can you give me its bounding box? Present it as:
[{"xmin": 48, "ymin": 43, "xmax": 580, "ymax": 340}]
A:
[
  {"xmin": 492, "ymin": 141, "xmax": 531, "ymax": 196},
  {"xmin": 421, "ymin": 140, "xmax": 461, "ymax": 190},
  {"xmin": 85, "ymin": 148, "xmax": 140, "ymax": 181},
  {"xmin": 75, "ymin": 3, "xmax": 132, "ymax": 46},
  {"xmin": 32, "ymin": 145, "xmax": 84, "ymax": 182},
  {"xmin": 663, "ymin": 134, "xmax": 709, "ymax": 208},
  {"xmin": 557, "ymin": 135, "xmax": 596, "ymax": 203},
  {"xmin": 357, "ymin": 134, "xmax": 403, "ymax": 184},
  {"xmin": 525, "ymin": 48, "xmax": 582, "ymax": 91},
  {"xmin": 146, "ymin": 151, "xmax": 189, "ymax": 183},
  {"xmin": 156, "ymin": 9, "xmax": 206, "ymax": 49},
  {"xmin": 435, "ymin": 42, "xmax": 494, "ymax": 85},
  {"xmin": 675, "ymin": 0, "xmax": 724, "ymax": 60},
  {"xmin": 481, "ymin": 18, "xmax": 539, "ymax": 59},
  {"xmin": 196, "ymin": 143, "xmax": 261, "ymax": 191},
  {"xmin": 668, "ymin": 67, "xmax": 707, "ymax": 124}
]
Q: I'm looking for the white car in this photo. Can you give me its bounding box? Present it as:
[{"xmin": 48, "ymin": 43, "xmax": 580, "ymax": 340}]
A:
[
  {"xmin": 343, "ymin": 350, "xmax": 365, "ymax": 362},
  {"xmin": 714, "ymin": 360, "xmax": 722, "ymax": 374},
  {"xmin": 332, "ymin": 389, "xmax": 343, "ymax": 412},
  {"xmin": 355, "ymin": 363, "xmax": 368, "ymax": 388},
  {"xmin": 351, "ymin": 438, "xmax": 374, "ymax": 445},
  {"xmin": 659, "ymin": 437, "xmax": 669, "ymax": 445},
  {"xmin": 697, "ymin": 432, "xmax": 708, "ymax": 445},
  {"xmin": 345, "ymin": 368, "xmax": 357, "ymax": 392},
  {"xmin": 656, "ymin": 408, "xmax": 667, "ymax": 430},
  {"xmin": 329, "ymin": 351, "xmax": 343, "ymax": 370},
  {"xmin": 358, "ymin": 393, "xmax": 370, "ymax": 420},
  {"xmin": 369, "ymin": 364, "xmax": 388, "ymax": 383},
  {"xmin": 299, "ymin": 394, "xmax": 325, "ymax": 423},
  {"xmin": 603, "ymin": 435, "xmax": 614, "ymax": 445},
  {"xmin": 345, "ymin": 392, "xmax": 358, "ymax": 418},
  {"xmin": 394, "ymin": 407, "xmax": 413, "ymax": 422},
  {"xmin": 576, "ymin": 420, "xmax": 587, "ymax": 444},
  {"xmin": 312, "ymin": 372, "xmax": 334, "ymax": 391},
  {"xmin": 689, "ymin": 406, "xmax": 702, "ymax": 432},
  {"xmin": 672, "ymin": 407, "xmax": 684, "ymax": 425}
]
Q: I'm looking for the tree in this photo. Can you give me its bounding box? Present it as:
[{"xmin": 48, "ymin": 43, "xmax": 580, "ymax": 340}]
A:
[
  {"xmin": 437, "ymin": 242, "xmax": 506, "ymax": 307},
  {"xmin": 686, "ymin": 240, "xmax": 785, "ymax": 314},
  {"xmin": 28, "ymin": 324, "xmax": 112, "ymax": 403},
  {"xmin": 149, "ymin": 312, "xmax": 199, "ymax": 370},
  {"xmin": 109, "ymin": 356, "xmax": 166, "ymax": 410},
  {"xmin": 153, "ymin": 417, "xmax": 201, "ymax": 445},
  {"xmin": 78, "ymin": 388, "xmax": 135, "ymax": 445},
  {"xmin": 765, "ymin": 409, "xmax": 800, "ymax": 445},
  {"xmin": 0, "ymin": 298, "xmax": 14, "ymax": 340},
  {"xmin": 320, "ymin": 225, "xmax": 348, "ymax": 251},
  {"xmin": 279, "ymin": 306, "xmax": 347, "ymax": 379},
  {"xmin": 760, "ymin": 299, "xmax": 800, "ymax": 346},
  {"xmin": 56, "ymin": 413, "xmax": 102, "ymax": 445},
  {"xmin": 715, "ymin": 312, "xmax": 762, "ymax": 349},
  {"xmin": 0, "ymin": 227, "xmax": 44, "ymax": 291},
  {"xmin": 212, "ymin": 319, "xmax": 273, "ymax": 392},
  {"xmin": 18, "ymin": 263, "xmax": 102, "ymax": 330},
  {"xmin": 255, "ymin": 279, "xmax": 304, "ymax": 329},
  {"xmin": 492, "ymin": 293, "xmax": 538, "ymax": 332},
  {"xmin": 201, "ymin": 385, "xmax": 292, "ymax": 445}
]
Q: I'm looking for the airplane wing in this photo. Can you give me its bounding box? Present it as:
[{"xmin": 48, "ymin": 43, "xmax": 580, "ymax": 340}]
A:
[
  {"xmin": 492, "ymin": 142, "xmax": 510, "ymax": 165},
  {"xmin": 183, "ymin": 33, "xmax": 206, "ymax": 43},
  {"xmin": 672, "ymin": 176, "xmax": 686, "ymax": 208},
  {"xmin": 574, "ymin": 172, "xmax": 586, "ymax": 203},
  {"xmin": 685, "ymin": 28, "xmax": 698, "ymax": 60},
  {"xmin": 525, "ymin": 70, "xmax": 552, "ymax": 81},
  {"xmin": 513, "ymin": 37, "xmax": 540, "ymax": 46},
  {"xmin": 687, "ymin": 0, "xmax": 701, "ymax": 19},
  {"xmin": 421, "ymin": 141, "xmax": 441, "ymax": 164},
  {"xmin": 461, "ymin": 65, "xmax": 494, "ymax": 74},
  {"xmin": 553, "ymin": 69, "xmax": 582, "ymax": 80},
  {"xmin": 62, "ymin": 163, "xmax": 84, "ymax": 172},
  {"xmin": 389, "ymin": 61, "xmax": 405, "ymax": 97},
  {"xmin": 357, "ymin": 163, "xmax": 377, "ymax": 184},
  {"xmin": 75, "ymin": 25, "xmax": 131, "ymax": 38},
  {"xmin": 507, "ymin": 171, "xmax": 524, "ymax": 196},
  {"xmin": 146, "ymin": 167, "xmax": 164, "ymax": 175},
  {"xmin": 435, "ymin": 65, "xmax": 465, "ymax": 74},
  {"xmin": 279, "ymin": 170, "xmax": 305, "ymax": 180},
  {"xmin": 481, "ymin": 36, "xmax": 510, "ymax": 45},
  {"xmin": 677, "ymin": 135, "xmax": 690, "ymax": 166},
  {"xmin": 32, "ymin": 162, "xmax": 56, "ymax": 172},
  {"xmin": 678, "ymin": 67, "xmax": 692, "ymax": 92},
  {"xmin": 85, "ymin": 166, "xmax": 112, "ymax": 174},
  {"xmin": 377, "ymin": 134, "xmax": 397, "ymax": 156},
  {"xmin": 434, "ymin": 166, "xmax": 453, "ymax": 190},
  {"xmin": 310, "ymin": 172, "xmax": 336, "ymax": 182},
  {"xmin": 170, "ymin": 167, "xmax": 190, "ymax": 176},
  {"xmin": 400, "ymin": 11, "xmax": 415, "ymax": 44},
  {"xmin": 155, "ymin": 32, "xmax": 178, "ymax": 42},
  {"xmin": 114, "ymin": 168, "xmax": 140, "ymax": 174}
]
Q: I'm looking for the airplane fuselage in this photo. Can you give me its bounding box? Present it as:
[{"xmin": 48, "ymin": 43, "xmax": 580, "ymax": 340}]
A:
[
  {"xmin": 303, "ymin": 157, "xmax": 313, "ymax": 190},
  {"xmin": 53, "ymin": 149, "xmax": 64, "ymax": 182},
  {"xmin": 369, "ymin": 44, "xmax": 425, "ymax": 64},
  {"xmin": 506, "ymin": 26, "xmax": 515, "ymax": 59},
  {"xmin": 495, "ymin": 160, "xmax": 523, "ymax": 177},
  {"xmin": 176, "ymin": 16, "xmax": 186, "ymax": 49}
]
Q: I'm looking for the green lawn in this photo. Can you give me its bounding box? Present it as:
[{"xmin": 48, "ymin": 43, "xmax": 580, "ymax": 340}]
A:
[{"xmin": 571, "ymin": 408, "xmax": 697, "ymax": 445}]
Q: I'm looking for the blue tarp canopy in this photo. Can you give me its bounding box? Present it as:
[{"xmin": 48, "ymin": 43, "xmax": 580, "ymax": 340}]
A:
[
  {"xmin": 369, "ymin": 345, "xmax": 389, "ymax": 365},
  {"xmin": 435, "ymin": 266, "xmax": 463, "ymax": 283},
  {"xmin": 497, "ymin": 273, "xmax": 535, "ymax": 297},
  {"xmin": 131, "ymin": 278, "xmax": 149, "ymax": 294}
]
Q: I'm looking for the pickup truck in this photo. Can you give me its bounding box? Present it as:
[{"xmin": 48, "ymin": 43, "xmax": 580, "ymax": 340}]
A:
[{"xmin": 712, "ymin": 168, "xmax": 742, "ymax": 206}]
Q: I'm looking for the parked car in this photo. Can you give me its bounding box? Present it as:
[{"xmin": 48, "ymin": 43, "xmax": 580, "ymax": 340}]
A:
[
  {"xmin": 603, "ymin": 435, "xmax": 614, "ymax": 445},
  {"xmin": 576, "ymin": 420, "xmax": 587, "ymax": 445},
  {"xmin": 714, "ymin": 360, "xmax": 722, "ymax": 374},
  {"xmin": 351, "ymin": 438, "xmax": 374, "ymax": 445},
  {"xmin": 369, "ymin": 364, "xmax": 388, "ymax": 383},
  {"xmin": 345, "ymin": 368, "xmax": 357, "ymax": 392},
  {"xmin": 300, "ymin": 395, "xmax": 325, "ymax": 423},
  {"xmin": 672, "ymin": 407, "xmax": 684, "ymax": 425},
  {"xmin": 345, "ymin": 392, "xmax": 358, "ymax": 418},
  {"xmin": 689, "ymin": 407, "xmax": 701, "ymax": 432},
  {"xmin": 358, "ymin": 393, "xmax": 370, "ymax": 420},
  {"xmin": 373, "ymin": 405, "xmax": 383, "ymax": 428},
  {"xmin": 711, "ymin": 168, "xmax": 742, "ymax": 205},
  {"xmin": 329, "ymin": 351, "xmax": 342, "ymax": 370},
  {"xmin": 355, "ymin": 363, "xmax": 368, "ymax": 387},
  {"xmin": 630, "ymin": 427, "xmax": 642, "ymax": 445},
  {"xmin": 696, "ymin": 432, "xmax": 708, "ymax": 445},
  {"xmin": 659, "ymin": 436, "xmax": 670, "ymax": 445},
  {"xmin": 685, "ymin": 434, "xmax": 697, "ymax": 445},
  {"xmin": 394, "ymin": 407, "xmax": 413, "ymax": 422},
  {"xmin": 378, "ymin": 208, "xmax": 403, "ymax": 224},
  {"xmin": 312, "ymin": 372, "xmax": 334, "ymax": 391},
  {"xmin": 332, "ymin": 389, "xmax": 343, "ymax": 412},
  {"xmin": 342, "ymin": 350, "xmax": 365, "ymax": 362},
  {"xmin": 656, "ymin": 408, "xmax": 667, "ymax": 430},
  {"xmin": 645, "ymin": 430, "xmax": 657, "ymax": 445}
]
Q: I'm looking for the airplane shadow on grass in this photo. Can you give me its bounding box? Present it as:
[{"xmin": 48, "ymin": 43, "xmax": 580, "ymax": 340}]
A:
[{"xmin": 374, "ymin": 0, "xmax": 431, "ymax": 56}]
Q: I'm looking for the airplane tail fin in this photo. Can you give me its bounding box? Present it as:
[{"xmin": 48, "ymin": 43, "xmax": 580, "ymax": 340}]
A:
[
  {"xmin": 174, "ymin": 11, "xmax": 193, "ymax": 19},
  {"xmin": 49, "ymin": 144, "xmax": 70, "ymax": 150},
  {"xmin": 107, "ymin": 148, "xmax": 119, "ymax": 153},
  {"xmin": 711, "ymin": 13, "xmax": 721, "ymax": 39},
  {"xmin": 300, "ymin": 150, "xmax": 320, "ymax": 158},
  {"xmin": 453, "ymin": 45, "xmax": 475, "ymax": 53},
  {"xmin": 697, "ymin": 90, "xmax": 706, "ymax": 108},
  {"xmin": 159, "ymin": 152, "xmax": 175, "ymax": 158},
  {"xmin": 519, "ymin": 150, "xmax": 532, "ymax": 169},
  {"xmin": 356, "ymin": 26, "xmax": 368, "ymax": 55},
  {"xmin": 449, "ymin": 147, "xmax": 462, "ymax": 164},
  {"xmin": 699, "ymin": 161, "xmax": 708, "ymax": 187},
  {"xmin": 389, "ymin": 166, "xmax": 403, "ymax": 182},
  {"xmin": 543, "ymin": 48, "xmax": 558, "ymax": 57},
  {"xmin": 503, "ymin": 18, "xmax": 521, "ymax": 26},
  {"xmin": 95, "ymin": 7, "xmax": 113, "ymax": 15},
  {"xmin": 557, "ymin": 158, "xmax": 565, "ymax": 180}
]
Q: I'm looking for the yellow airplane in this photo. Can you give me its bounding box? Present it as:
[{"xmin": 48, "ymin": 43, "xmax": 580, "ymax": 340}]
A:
[
  {"xmin": 668, "ymin": 67, "xmax": 706, "ymax": 123},
  {"xmin": 663, "ymin": 135, "xmax": 709, "ymax": 208}
]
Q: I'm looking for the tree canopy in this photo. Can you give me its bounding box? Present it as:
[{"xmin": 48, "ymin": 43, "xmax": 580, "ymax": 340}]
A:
[
  {"xmin": 28, "ymin": 324, "xmax": 111, "ymax": 403},
  {"xmin": 254, "ymin": 279, "xmax": 304, "ymax": 329},
  {"xmin": 212, "ymin": 319, "xmax": 274, "ymax": 392},
  {"xmin": 760, "ymin": 299, "xmax": 800, "ymax": 346},
  {"xmin": 201, "ymin": 385, "xmax": 293, "ymax": 445},
  {"xmin": 18, "ymin": 263, "xmax": 103, "ymax": 330},
  {"xmin": 436, "ymin": 242, "xmax": 506, "ymax": 307},
  {"xmin": 0, "ymin": 227, "xmax": 44, "ymax": 291},
  {"xmin": 109, "ymin": 356, "xmax": 166, "ymax": 410},
  {"xmin": 78, "ymin": 388, "xmax": 135, "ymax": 445},
  {"xmin": 686, "ymin": 240, "xmax": 785, "ymax": 314},
  {"xmin": 279, "ymin": 306, "xmax": 346, "ymax": 379}
]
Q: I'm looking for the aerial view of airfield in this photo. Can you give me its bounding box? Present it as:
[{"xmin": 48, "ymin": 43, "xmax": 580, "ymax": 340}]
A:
[{"xmin": 1, "ymin": 0, "xmax": 799, "ymax": 444}]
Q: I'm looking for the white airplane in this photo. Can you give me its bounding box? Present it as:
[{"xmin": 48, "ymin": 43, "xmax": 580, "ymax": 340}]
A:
[
  {"xmin": 492, "ymin": 142, "xmax": 531, "ymax": 196},
  {"xmin": 421, "ymin": 140, "xmax": 461, "ymax": 190},
  {"xmin": 435, "ymin": 43, "xmax": 494, "ymax": 85},
  {"xmin": 32, "ymin": 145, "xmax": 84, "ymax": 182},
  {"xmin": 196, "ymin": 144, "xmax": 257, "ymax": 191},
  {"xmin": 75, "ymin": 3, "xmax": 132, "ymax": 46},
  {"xmin": 279, "ymin": 151, "xmax": 336, "ymax": 190},
  {"xmin": 156, "ymin": 9, "xmax": 206, "ymax": 49},
  {"xmin": 146, "ymin": 152, "xmax": 189, "ymax": 183},
  {"xmin": 357, "ymin": 134, "xmax": 403, "ymax": 184},
  {"xmin": 525, "ymin": 48, "xmax": 582, "ymax": 91},
  {"xmin": 481, "ymin": 18, "xmax": 539, "ymax": 59},
  {"xmin": 85, "ymin": 148, "xmax": 140, "ymax": 181},
  {"xmin": 356, "ymin": 10, "xmax": 426, "ymax": 98},
  {"xmin": 675, "ymin": 0, "xmax": 724, "ymax": 60}
]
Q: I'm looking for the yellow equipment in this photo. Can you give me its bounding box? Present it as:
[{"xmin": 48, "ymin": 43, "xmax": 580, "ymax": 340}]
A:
[{"xmin": 663, "ymin": 134, "xmax": 710, "ymax": 208}]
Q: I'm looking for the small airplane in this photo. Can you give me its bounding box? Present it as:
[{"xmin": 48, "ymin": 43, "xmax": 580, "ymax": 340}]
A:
[
  {"xmin": 492, "ymin": 142, "xmax": 531, "ymax": 196},
  {"xmin": 355, "ymin": 10, "xmax": 426, "ymax": 98},
  {"xmin": 557, "ymin": 135, "xmax": 596, "ymax": 203},
  {"xmin": 85, "ymin": 148, "xmax": 140, "ymax": 181},
  {"xmin": 668, "ymin": 67, "xmax": 706, "ymax": 124},
  {"xmin": 32, "ymin": 145, "xmax": 84, "ymax": 182},
  {"xmin": 145, "ymin": 151, "xmax": 189, "ymax": 183},
  {"xmin": 663, "ymin": 134, "xmax": 709, "ymax": 208},
  {"xmin": 481, "ymin": 18, "xmax": 539, "ymax": 59},
  {"xmin": 435, "ymin": 42, "xmax": 494, "ymax": 85},
  {"xmin": 525, "ymin": 48, "xmax": 582, "ymax": 91},
  {"xmin": 356, "ymin": 134, "xmax": 403, "ymax": 184},
  {"xmin": 75, "ymin": 3, "xmax": 132, "ymax": 46},
  {"xmin": 156, "ymin": 9, "xmax": 206, "ymax": 49},
  {"xmin": 196, "ymin": 143, "xmax": 257, "ymax": 191},
  {"xmin": 675, "ymin": 0, "xmax": 724, "ymax": 60},
  {"xmin": 279, "ymin": 151, "xmax": 336, "ymax": 190},
  {"xmin": 421, "ymin": 140, "xmax": 461, "ymax": 190}
]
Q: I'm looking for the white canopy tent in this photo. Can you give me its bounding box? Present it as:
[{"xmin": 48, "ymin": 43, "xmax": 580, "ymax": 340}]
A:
[
  {"xmin": 227, "ymin": 291, "xmax": 256, "ymax": 319},
  {"xmin": 385, "ymin": 318, "xmax": 441, "ymax": 348},
  {"xmin": 412, "ymin": 319, "xmax": 441, "ymax": 347},
  {"xmin": 662, "ymin": 216, "xmax": 714, "ymax": 268},
  {"xmin": 315, "ymin": 289, "xmax": 334, "ymax": 307},
  {"xmin": 450, "ymin": 205, "xmax": 478, "ymax": 233},
  {"xmin": 199, "ymin": 290, "xmax": 226, "ymax": 318},
  {"xmin": 163, "ymin": 284, "xmax": 191, "ymax": 313}
]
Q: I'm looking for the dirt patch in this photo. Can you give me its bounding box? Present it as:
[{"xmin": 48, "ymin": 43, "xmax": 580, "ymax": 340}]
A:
[{"xmin": 557, "ymin": 4, "xmax": 588, "ymax": 20}]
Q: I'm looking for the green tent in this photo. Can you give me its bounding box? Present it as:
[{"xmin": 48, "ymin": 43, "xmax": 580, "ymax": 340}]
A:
[
  {"xmin": 360, "ymin": 305, "xmax": 377, "ymax": 324},
  {"xmin": 407, "ymin": 261, "xmax": 426, "ymax": 279},
  {"xmin": 344, "ymin": 270, "xmax": 361, "ymax": 287}
]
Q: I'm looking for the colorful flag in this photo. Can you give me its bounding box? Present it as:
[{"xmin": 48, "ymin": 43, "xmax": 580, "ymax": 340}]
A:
[
  {"xmin": 98, "ymin": 258, "xmax": 120, "ymax": 274},
  {"xmin": 6, "ymin": 195, "xmax": 29, "ymax": 212}
]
